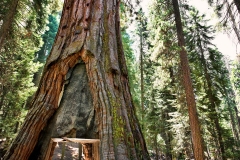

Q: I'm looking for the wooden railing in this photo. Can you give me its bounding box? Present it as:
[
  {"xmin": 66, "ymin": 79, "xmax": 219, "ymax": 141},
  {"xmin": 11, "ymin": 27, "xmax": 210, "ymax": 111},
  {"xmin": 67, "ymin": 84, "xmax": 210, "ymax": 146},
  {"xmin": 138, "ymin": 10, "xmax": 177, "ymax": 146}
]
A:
[{"xmin": 44, "ymin": 138, "xmax": 100, "ymax": 160}]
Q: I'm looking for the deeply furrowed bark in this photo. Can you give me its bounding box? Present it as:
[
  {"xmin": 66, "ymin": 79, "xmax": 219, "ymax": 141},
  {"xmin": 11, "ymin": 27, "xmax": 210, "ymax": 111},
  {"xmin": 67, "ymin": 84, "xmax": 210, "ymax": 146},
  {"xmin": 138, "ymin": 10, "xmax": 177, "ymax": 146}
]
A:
[{"xmin": 4, "ymin": 0, "xmax": 149, "ymax": 159}]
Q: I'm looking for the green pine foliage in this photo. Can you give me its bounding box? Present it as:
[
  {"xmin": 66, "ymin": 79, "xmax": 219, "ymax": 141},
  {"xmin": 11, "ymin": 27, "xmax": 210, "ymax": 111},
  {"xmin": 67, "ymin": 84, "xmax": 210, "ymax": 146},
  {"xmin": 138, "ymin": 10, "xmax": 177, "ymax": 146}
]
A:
[
  {"xmin": 184, "ymin": 7, "xmax": 240, "ymax": 158},
  {"xmin": 143, "ymin": 0, "xmax": 240, "ymax": 159},
  {"xmin": 35, "ymin": 14, "xmax": 59, "ymax": 64},
  {"xmin": 0, "ymin": 0, "xmax": 61, "ymax": 153},
  {"xmin": 120, "ymin": 2, "xmax": 142, "ymax": 115},
  {"xmin": 207, "ymin": 0, "xmax": 240, "ymax": 45},
  {"xmin": 146, "ymin": 0, "xmax": 193, "ymax": 158},
  {"xmin": 231, "ymin": 60, "xmax": 240, "ymax": 109},
  {"xmin": 33, "ymin": 14, "xmax": 59, "ymax": 85},
  {"xmin": 121, "ymin": 29, "xmax": 141, "ymax": 109}
]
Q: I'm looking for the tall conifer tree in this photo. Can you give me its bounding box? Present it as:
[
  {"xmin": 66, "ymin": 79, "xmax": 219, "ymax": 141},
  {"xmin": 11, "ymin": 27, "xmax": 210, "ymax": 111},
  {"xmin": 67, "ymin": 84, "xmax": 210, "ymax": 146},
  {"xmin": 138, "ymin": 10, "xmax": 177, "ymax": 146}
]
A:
[{"xmin": 172, "ymin": 0, "xmax": 205, "ymax": 159}]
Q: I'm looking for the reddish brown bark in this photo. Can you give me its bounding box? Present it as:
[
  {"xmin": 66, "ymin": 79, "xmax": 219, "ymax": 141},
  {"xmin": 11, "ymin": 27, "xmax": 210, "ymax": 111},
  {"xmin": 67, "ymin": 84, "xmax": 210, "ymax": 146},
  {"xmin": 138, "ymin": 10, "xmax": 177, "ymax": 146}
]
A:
[
  {"xmin": 3, "ymin": 0, "xmax": 149, "ymax": 159},
  {"xmin": 83, "ymin": 144, "xmax": 92, "ymax": 160},
  {"xmin": 172, "ymin": 0, "xmax": 205, "ymax": 159}
]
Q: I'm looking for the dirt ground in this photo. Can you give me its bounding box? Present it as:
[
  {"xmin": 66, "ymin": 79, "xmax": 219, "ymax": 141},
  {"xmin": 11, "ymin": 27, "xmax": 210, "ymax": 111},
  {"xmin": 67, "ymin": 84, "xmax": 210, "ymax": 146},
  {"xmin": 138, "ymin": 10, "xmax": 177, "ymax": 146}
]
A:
[{"xmin": 52, "ymin": 142, "xmax": 83, "ymax": 160}]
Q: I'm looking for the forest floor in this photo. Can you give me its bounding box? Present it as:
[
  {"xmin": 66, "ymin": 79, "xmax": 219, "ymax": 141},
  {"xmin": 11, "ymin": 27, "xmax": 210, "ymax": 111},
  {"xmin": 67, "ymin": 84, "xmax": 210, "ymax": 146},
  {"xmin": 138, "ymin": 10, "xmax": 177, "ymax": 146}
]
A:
[{"xmin": 52, "ymin": 142, "xmax": 81, "ymax": 160}]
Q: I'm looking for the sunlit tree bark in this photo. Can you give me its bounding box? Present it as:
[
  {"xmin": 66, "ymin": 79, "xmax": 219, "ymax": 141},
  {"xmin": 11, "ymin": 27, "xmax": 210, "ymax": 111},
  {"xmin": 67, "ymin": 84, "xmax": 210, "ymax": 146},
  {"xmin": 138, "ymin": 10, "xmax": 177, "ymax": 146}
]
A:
[{"xmin": 172, "ymin": 0, "xmax": 205, "ymax": 159}]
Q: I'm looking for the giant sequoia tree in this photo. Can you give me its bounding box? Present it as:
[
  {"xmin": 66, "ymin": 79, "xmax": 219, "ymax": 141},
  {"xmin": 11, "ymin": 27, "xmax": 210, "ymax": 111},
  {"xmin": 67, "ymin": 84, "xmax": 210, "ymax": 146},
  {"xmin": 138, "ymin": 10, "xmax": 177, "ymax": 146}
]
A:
[{"xmin": 4, "ymin": 0, "xmax": 149, "ymax": 159}]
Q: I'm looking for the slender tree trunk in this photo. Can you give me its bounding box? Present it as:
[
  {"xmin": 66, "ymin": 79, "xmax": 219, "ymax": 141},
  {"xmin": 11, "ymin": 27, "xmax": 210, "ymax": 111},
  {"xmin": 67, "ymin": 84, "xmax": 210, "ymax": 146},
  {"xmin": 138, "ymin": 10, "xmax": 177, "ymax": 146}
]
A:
[
  {"xmin": 160, "ymin": 112, "xmax": 172, "ymax": 160},
  {"xmin": 224, "ymin": 89, "xmax": 240, "ymax": 143},
  {"xmin": 140, "ymin": 21, "xmax": 144, "ymax": 130},
  {"xmin": 197, "ymin": 37, "xmax": 226, "ymax": 160},
  {"xmin": 0, "ymin": 86, "xmax": 6, "ymax": 111},
  {"xmin": 225, "ymin": 0, "xmax": 240, "ymax": 44},
  {"xmin": 161, "ymin": 113, "xmax": 172, "ymax": 160},
  {"xmin": 234, "ymin": 0, "xmax": 240, "ymax": 13},
  {"xmin": 183, "ymin": 129, "xmax": 193, "ymax": 159},
  {"xmin": 234, "ymin": 104, "xmax": 240, "ymax": 131},
  {"xmin": 154, "ymin": 134, "xmax": 159, "ymax": 160},
  {"xmin": 0, "ymin": 0, "xmax": 19, "ymax": 51},
  {"xmin": 0, "ymin": 87, "xmax": 7, "ymax": 144},
  {"xmin": 3, "ymin": 0, "xmax": 149, "ymax": 159},
  {"xmin": 230, "ymin": 63, "xmax": 240, "ymax": 134},
  {"xmin": 172, "ymin": 0, "xmax": 205, "ymax": 159}
]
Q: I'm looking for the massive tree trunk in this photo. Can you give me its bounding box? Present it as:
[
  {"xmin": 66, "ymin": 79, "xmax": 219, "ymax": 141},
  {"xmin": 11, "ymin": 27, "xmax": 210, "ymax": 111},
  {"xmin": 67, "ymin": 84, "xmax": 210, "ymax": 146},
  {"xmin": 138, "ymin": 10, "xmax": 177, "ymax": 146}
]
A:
[
  {"xmin": 172, "ymin": 0, "xmax": 205, "ymax": 159},
  {"xmin": 3, "ymin": 0, "xmax": 149, "ymax": 159},
  {"xmin": 0, "ymin": 0, "xmax": 19, "ymax": 51}
]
